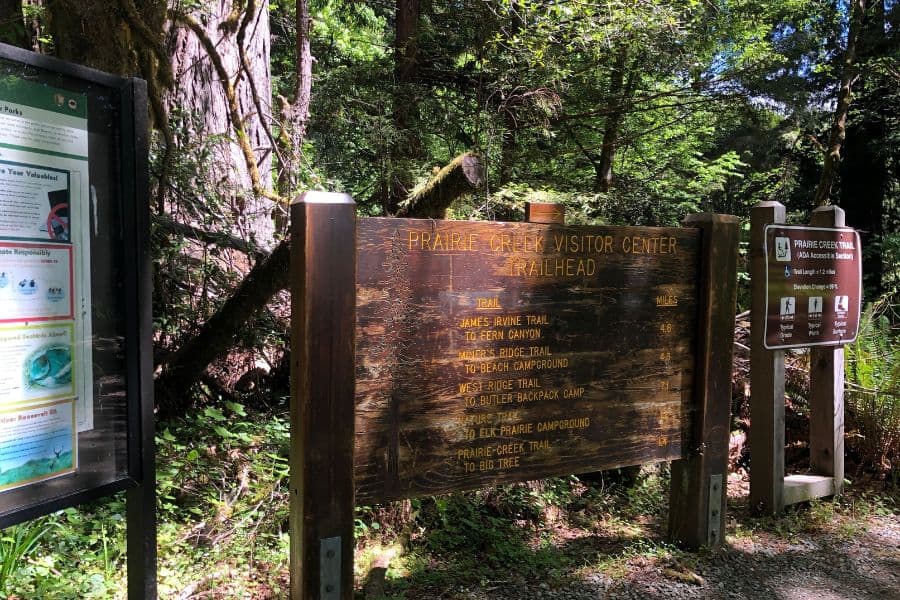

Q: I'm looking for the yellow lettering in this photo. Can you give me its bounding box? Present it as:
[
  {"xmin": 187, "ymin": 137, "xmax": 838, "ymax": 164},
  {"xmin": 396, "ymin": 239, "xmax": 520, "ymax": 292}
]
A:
[
  {"xmin": 406, "ymin": 229, "xmax": 478, "ymax": 251},
  {"xmin": 498, "ymin": 456, "xmax": 520, "ymax": 469}
]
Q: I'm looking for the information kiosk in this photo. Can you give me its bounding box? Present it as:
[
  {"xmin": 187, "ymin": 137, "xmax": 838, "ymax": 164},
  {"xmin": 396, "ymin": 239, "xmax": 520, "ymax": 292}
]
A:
[{"xmin": 0, "ymin": 44, "xmax": 154, "ymax": 598}]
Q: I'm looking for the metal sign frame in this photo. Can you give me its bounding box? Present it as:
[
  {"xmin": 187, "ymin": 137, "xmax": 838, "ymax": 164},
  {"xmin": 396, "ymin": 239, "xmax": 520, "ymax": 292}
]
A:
[{"xmin": 0, "ymin": 43, "xmax": 155, "ymax": 599}]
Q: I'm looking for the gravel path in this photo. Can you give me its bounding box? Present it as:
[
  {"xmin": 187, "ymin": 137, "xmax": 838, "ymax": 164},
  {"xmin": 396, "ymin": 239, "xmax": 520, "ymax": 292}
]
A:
[
  {"xmin": 418, "ymin": 477, "xmax": 900, "ymax": 600},
  {"xmin": 442, "ymin": 513, "xmax": 899, "ymax": 600}
]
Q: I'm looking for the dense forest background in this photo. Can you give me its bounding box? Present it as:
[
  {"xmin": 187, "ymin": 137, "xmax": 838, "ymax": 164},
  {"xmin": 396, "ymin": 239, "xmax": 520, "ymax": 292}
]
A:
[
  {"xmin": 0, "ymin": 2, "xmax": 897, "ymax": 597},
  {"xmin": 0, "ymin": 0, "xmax": 895, "ymax": 412}
]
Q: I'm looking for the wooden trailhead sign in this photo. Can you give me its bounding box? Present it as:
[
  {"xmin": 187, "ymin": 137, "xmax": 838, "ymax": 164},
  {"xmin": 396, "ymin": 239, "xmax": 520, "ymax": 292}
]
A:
[
  {"xmin": 355, "ymin": 219, "xmax": 699, "ymax": 502},
  {"xmin": 763, "ymin": 225, "xmax": 862, "ymax": 349},
  {"xmin": 290, "ymin": 194, "xmax": 740, "ymax": 599}
]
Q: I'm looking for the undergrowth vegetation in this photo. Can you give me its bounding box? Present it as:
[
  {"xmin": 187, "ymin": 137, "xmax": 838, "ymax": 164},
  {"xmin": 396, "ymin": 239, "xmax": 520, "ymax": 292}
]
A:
[
  {"xmin": 0, "ymin": 415, "xmax": 895, "ymax": 598},
  {"xmin": 5, "ymin": 400, "xmax": 293, "ymax": 599},
  {"xmin": 845, "ymin": 297, "xmax": 900, "ymax": 482},
  {"xmin": 0, "ymin": 295, "xmax": 897, "ymax": 598}
]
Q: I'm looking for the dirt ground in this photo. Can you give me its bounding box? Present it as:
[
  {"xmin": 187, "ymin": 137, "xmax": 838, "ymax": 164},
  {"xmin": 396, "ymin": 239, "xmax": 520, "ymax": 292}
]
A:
[{"xmin": 380, "ymin": 473, "xmax": 899, "ymax": 600}]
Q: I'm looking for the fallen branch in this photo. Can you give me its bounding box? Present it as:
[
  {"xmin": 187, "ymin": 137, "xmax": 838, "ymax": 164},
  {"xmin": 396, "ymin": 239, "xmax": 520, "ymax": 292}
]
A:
[
  {"xmin": 154, "ymin": 214, "xmax": 268, "ymax": 259},
  {"xmin": 396, "ymin": 152, "xmax": 484, "ymax": 218},
  {"xmin": 155, "ymin": 238, "xmax": 289, "ymax": 418}
]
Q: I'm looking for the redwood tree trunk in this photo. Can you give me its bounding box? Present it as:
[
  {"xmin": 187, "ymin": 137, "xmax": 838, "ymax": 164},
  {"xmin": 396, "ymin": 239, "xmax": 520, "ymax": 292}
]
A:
[
  {"xmin": 814, "ymin": 0, "xmax": 866, "ymax": 206},
  {"xmin": 44, "ymin": 0, "xmax": 166, "ymax": 74},
  {"xmin": 840, "ymin": 0, "xmax": 887, "ymax": 295},
  {"xmin": 276, "ymin": 0, "xmax": 313, "ymax": 201},
  {"xmin": 167, "ymin": 0, "xmax": 275, "ymax": 249},
  {"xmin": 380, "ymin": 0, "xmax": 423, "ymax": 214}
]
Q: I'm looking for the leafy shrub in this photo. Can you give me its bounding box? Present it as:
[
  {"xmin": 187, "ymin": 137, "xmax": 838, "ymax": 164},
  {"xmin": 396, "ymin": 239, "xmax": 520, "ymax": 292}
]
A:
[
  {"xmin": 845, "ymin": 297, "xmax": 900, "ymax": 480},
  {"xmin": 0, "ymin": 518, "xmax": 57, "ymax": 596}
]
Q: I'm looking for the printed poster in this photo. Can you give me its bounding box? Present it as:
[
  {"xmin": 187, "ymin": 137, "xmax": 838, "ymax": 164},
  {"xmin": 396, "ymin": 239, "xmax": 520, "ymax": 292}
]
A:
[
  {"xmin": 0, "ymin": 323, "xmax": 75, "ymax": 405},
  {"xmin": 0, "ymin": 242, "xmax": 74, "ymax": 322},
  {"xmin": 0, "ymin": 161, "xmax": 72, "ymax": 241},
  {"xmin": 0, "ymin": 75, "xmax": 91, "ymax": 489},
  {"xmin": 0, "ymin": 400, "xmax": 75, "ymax": 491}
]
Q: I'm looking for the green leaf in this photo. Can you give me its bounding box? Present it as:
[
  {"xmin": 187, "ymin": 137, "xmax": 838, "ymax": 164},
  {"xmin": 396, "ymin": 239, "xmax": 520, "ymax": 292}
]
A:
[
  {"xmin": 225, "ymin": 401, "xmax": 247, "ymax": 417},
  {"xmin": 213, "ymin": 425, "xmax": 233, "ymax": 438},
  {"xmin": 204, "ymin": 407, "xmax": 228, "ymax": 422}
]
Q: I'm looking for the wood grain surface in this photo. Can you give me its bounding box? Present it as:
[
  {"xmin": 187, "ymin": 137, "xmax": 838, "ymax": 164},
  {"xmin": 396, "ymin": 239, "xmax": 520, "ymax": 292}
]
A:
[{"xmin": 355, "ymin": 217, "xmax": 702, "ymax": 503}]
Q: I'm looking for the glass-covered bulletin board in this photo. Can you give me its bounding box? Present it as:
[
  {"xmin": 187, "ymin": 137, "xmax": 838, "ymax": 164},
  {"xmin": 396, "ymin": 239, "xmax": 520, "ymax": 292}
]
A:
[{"xmin": 0, "ymin": 41, "xmax": 154, "ymax": 597}]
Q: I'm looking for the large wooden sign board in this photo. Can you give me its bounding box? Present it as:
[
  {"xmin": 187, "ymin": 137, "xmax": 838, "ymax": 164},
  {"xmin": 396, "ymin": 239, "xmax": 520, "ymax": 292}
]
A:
[
  {"xmin": 355, "ymin": 218, "xmax": 700, "ymax": 502},
  {"xmin": 290, "ymin": 195, "xmax": 740, "ymax": 599}
]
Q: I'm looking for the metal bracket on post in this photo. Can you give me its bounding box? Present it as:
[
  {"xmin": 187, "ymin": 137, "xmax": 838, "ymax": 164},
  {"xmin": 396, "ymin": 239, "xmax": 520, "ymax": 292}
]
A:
[
  {"xmin": 320, "ymin": 537, "xmax": 342, "ymax": 599},
  {"xmin": 707, "ymin": 474, "xmax": 723, "ymax": 546}
]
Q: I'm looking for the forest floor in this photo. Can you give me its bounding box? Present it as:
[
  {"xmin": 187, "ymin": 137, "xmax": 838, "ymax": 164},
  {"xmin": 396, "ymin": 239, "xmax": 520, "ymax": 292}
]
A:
[
  {"xmin": 366, "ymin": 472, "xmax": 899, "ymax": 600},
  {"xmin": 9, "ymin": 407, "xmax": 896, "ymax": 599}
]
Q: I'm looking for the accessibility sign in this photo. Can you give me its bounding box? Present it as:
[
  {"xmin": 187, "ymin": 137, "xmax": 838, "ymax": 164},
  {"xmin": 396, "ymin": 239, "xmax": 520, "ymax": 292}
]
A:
[{"xmin": 764, "ymin": 225, "xmax": 862, "ymax": 349}]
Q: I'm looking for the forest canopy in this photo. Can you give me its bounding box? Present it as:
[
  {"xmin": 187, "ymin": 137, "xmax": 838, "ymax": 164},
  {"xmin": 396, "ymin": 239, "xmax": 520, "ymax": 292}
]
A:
[{"xmin": 0, "ymin": 0, "xmax": 896, "ymax": 410}]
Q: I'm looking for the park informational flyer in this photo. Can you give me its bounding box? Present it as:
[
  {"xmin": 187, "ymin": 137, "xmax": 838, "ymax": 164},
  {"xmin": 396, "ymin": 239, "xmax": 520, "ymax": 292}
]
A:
[{"xmin": 0, "ymin": 75, "xmax": 92, "ymax": 491}]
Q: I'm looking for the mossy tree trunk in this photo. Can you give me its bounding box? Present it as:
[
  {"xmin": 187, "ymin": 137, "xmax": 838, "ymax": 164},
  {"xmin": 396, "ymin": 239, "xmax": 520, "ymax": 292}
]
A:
[{"xmin": 166, "ymin": 0, "xmax": 276, "ymax": 250}]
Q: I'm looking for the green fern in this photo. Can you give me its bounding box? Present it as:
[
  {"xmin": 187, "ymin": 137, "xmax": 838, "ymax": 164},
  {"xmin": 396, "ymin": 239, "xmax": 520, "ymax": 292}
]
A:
[{"xmin": 845, "ymin": 297, "xmax": 900, "ymax": 479}]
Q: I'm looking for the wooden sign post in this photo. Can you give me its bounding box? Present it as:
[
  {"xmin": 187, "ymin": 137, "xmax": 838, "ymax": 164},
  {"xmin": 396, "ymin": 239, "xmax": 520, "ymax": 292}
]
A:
[
  {"xmin": 668, "ymin": 213, "xmax": 740, "ymax": 548},
  {"xmin": 750, "ymin": 202, "xmax": 860, "ymax": 513},
  {"xmin": 290, "ymin": 192, "xmax": 357, "ymax": 600},
  {"xmin": 750, "ymin": 202, "xmax": 787, "ymax": 511},
  {"xmin": 291, "ymin": 197, "xmax": 740, "ymax": 598}
]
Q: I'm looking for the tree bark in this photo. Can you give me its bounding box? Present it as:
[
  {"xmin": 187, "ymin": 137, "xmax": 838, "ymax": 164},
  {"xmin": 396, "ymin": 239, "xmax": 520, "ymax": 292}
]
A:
[
  {"xmin": 275, "ymin": 0, "xmax": 313, "ymax": 202},
  {"xmin": 813, "ymin": 0, "xmax": 866, "ymax": 206},
  {"xmin": 167, "ymin": 0, "xmax": 276, "ymax": 249},
  {"xmin": 379, "ymin": 0, "xmax": 423, "ymax": 214},
  {"xmin": 840, "ymin": 0, "xmax": 887, "ymax": 294},
  {"xmin": 153, "ymin": 1, "xmax": 320, "ymax": 417},
  {"xmin": 596, "ymin": 46, "xmax": 632, "ymax": 192},
  {"xmin": 44, "ymin": 0, "xmax": 166, "ymax": 74},
  {"xmin": 395, "ymin": 0, "xmax": 420, "ymax": 87}
]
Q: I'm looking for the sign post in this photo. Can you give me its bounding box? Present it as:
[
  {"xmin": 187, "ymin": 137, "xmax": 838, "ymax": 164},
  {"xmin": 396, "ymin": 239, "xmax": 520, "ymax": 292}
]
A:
[
  {"xmin": 668, "ymin": 213, "xmax": 740, "ymax": 548},
  {"xmin": 808, "ymin": 207, "xmax": 849, "ymax": 498},
  {"xmin": 750, "ymin": 201, "xmax": 860, "ymax": 513},
  {"xmin": 290, "ymin": 192, "xmax": 357, "ymax": 600},
  {"xmin": 750, "ymin": 202, "xmax": 787, "ymax": 512},
  {"xmin": 0, "ymin": 44, "xmax": 154, "ymax": 598}
]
